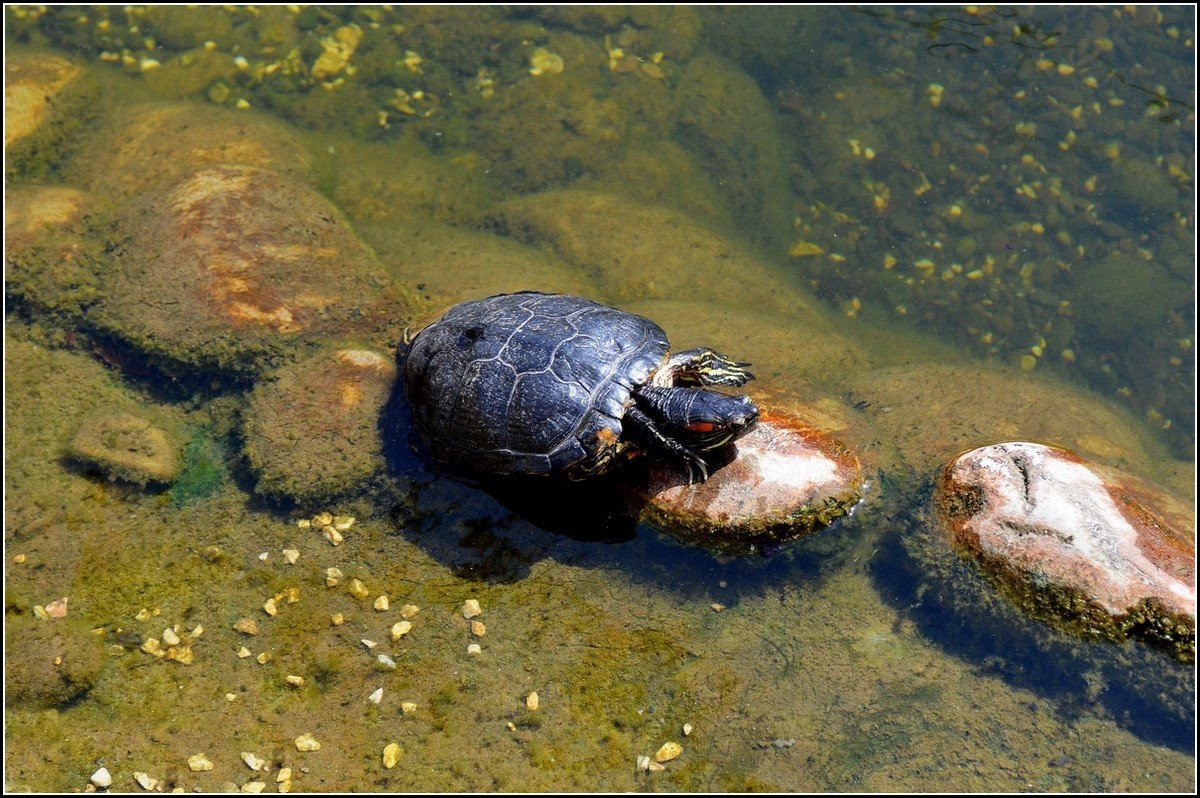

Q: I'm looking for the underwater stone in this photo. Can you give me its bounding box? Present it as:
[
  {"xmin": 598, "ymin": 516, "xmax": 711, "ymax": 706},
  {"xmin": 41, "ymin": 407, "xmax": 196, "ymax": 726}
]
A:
[
  {"xmin": 6, "ymin": 50, "xmax": 96, "ymax": 177},
  {"xmin": 935, "ymin": 441, "xmax": 1195, "ymax": 662},
  {"xmin": 4, "ymin": 614, "xmax": 107, "ymax": 709},
  {"xmin": 93, "ymin": 165, "xmax": 410, "ymax": 380},
  {"xmin": 491, "ymin": 190, "xmax": 815, "ymax": 315},
  {"xmin": 243, "ymin": 347, "xmax": 396, "ymax": 503},
  {"xmin": 68, "ymin": 102, "xmax": 311, "ymax": 199},
  {"xmin": 69, "ymin": 409, "xmax": 183, "ymax": 485},
  {"xmin": 4, "ymin": 185, "xmax": 104, "ymax": 319},
  {"xmin": 636, "ymin": 412, "xmax": 864, "ymax": 555}
]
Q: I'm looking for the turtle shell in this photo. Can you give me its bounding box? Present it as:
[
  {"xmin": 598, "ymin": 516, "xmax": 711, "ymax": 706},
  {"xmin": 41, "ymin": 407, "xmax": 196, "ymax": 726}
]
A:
[{"xmin": 403, "ymin": 292, "xmax": 669, "ymax": 477}]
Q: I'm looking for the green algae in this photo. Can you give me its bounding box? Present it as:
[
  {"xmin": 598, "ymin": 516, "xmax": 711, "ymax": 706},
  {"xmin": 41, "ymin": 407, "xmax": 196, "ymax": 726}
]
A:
[{"xmin": 169, "ymin": 428, "xmax": 225, "ymax": 507}]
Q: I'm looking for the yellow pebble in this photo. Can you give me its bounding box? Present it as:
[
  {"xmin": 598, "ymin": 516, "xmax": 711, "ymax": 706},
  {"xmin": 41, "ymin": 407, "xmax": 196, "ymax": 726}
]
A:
[{"xmin": 383, "ymin": 742, "xmax": 402, "ymax": 769}]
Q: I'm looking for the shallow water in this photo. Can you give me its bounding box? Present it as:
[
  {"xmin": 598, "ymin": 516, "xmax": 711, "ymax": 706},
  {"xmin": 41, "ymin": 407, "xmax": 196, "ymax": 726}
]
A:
[{"xmin": 4, "ymin": 5, "xmax": 1196, "ymax": 793}]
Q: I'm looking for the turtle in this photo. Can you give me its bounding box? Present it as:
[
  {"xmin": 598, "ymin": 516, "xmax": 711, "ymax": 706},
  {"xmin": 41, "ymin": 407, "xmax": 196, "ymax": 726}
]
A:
[{"xmin": 402, "ymin": 292, "xmax": 759, "ymax": 482}]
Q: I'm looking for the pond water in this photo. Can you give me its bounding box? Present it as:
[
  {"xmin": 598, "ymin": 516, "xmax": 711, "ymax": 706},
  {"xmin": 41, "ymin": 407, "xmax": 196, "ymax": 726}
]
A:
[{"xmin": 4, "ymin": 5, "xmax": 1195, "ymax": 793}]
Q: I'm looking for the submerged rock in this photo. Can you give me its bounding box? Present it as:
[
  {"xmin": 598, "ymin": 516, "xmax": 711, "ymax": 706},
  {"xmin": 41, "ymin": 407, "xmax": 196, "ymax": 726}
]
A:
[
  {"xmin": 67, "ymin": 102, "xmax": 312, "ymax": 199},
  {"xmin": 491, "ymin": 190, "xmax": 814, "ymax": 315},
  {"xmin": 6, "ymin": 50, "xmax": 97, "ymax": 177},
  {"xmin": 69, "ymin": 410, "xmax": 183, "ymax": 485},
  {"xmin": 4, "ymin": 185, "xmax": 104, "ymax": 319},
  {"xmin": 243, "ymin": 347, "xmax": 397, "ymax": 503},
  {"xmin": 935, "ymin": 441, "xmax": 1195, "ymax": 662},
  {"xmin": 91, "ymin": 164, "xmax": 411, "ymax": 379},
  {"xmin": 635, "ymin": 412, "xmax": 865, "ymax": 554}
]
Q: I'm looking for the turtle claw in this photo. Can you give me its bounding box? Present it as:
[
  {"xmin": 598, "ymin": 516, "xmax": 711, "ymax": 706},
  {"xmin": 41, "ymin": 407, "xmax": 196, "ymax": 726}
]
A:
[{"xmin": 682, "ymin": 451, "xmax": 709, "ymax": 485}]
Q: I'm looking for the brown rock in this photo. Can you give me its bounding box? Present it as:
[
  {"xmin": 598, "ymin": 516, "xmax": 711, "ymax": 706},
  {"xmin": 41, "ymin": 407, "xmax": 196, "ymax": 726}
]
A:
[
  {"xmin": 69, "ymin": 410, "xmax": 183, "ymax": 485},
  {"xmin": 67, "ymin": 102, "xmax": 311, "ymax": 199},
  {"xmin": 636, "ymin": 413, "xmax": 865, "ymax": 554},
  {"xmin": 935, "ymin": 441, "xmax": 1195, "ymax": 661},
  {"xmin": 92, "ymin": 165, "xmax": 411, "ymax": 378},
  {"xmin": 243, "ymin": 347, "xmax": 397, "ymax": 502}
]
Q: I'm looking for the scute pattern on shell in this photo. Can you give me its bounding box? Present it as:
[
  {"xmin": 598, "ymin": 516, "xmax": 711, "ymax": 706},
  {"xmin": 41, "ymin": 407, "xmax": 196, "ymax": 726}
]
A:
[{"xmin": 404, "ymin": 292, "xmax": 669, "ymax": 476}]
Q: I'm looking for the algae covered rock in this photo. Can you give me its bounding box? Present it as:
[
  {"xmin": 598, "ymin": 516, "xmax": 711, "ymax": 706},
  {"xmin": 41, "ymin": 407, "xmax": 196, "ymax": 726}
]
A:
[
  {"xmin": 843, "ymin": 362, "xmax": 1164, "ymax": 476},
  {"xmin": 243, "ymin": 347, "xmax": 397, "ymax": 503},
  {"xmin": 67, "ymin": 102, "xmax": 313, "ymax": 199},
  {"xmin": 6, "ymin": 50, "xmax": 97, "ymax": 177},
  {"xmin": 69, "ymin": 410, "xmax": 183, "ymax": 486},
  {"xmin": 91, "ymin": 164, "xmax": 410, "ymax": 379},
  {"xmin": 934, "ymin": 441, "xmax": 1195, "ymax": 662},
  {"xmin": 4, "ymin": 614, "xmax": 107, "ymax": 709},
  {"xmin": 4, "ymin": 185, "xmax": 104, "ymax": 319},
  {"xmin": 491, "ymin": 190, "xmax": 813, "ymax": 314},
  {"xmin": 363, "ymin": 221, "xmax": 601, "ymax": 312},
  {"xmin": 673, "ymin": 52, "xmax": 793, "ymax": 249},
  {"xmin": 635, "ymin": 412, "xmax": 865, "ymax": 555}
]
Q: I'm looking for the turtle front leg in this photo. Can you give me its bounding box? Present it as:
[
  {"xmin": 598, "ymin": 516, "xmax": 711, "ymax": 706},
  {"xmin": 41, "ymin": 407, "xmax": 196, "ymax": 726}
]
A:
[
  {"xmin": 653, "ymin": 347, "xmax": 754, "ymax": 388},
  {"xmin": 624, "ymin": 405, "xmax": 709, "ymax": 483}
]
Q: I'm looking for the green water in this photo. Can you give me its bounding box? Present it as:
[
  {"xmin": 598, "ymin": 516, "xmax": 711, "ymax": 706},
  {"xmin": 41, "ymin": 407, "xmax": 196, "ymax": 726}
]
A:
[{"xmin": 4, "ymin": 6, "xmax": 1195, "ymax": 792}]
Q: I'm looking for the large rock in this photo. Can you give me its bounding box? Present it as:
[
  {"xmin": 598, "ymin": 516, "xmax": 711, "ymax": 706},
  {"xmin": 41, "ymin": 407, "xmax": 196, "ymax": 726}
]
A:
[
  {"xmin": 490, "ymin": 190, "xmax": 814, "ymax": 315},
  {"xmin": 90, "ymin": 164, "xmax": 411, "ymax": 379},
  {"xmin": 6, "ymin": 50, "xmax": 96, "ymax": 177},
  {"xmin": 66, "ymin": 102, "xmax": 312, "ymax": 199},
  {"xmin": 361, "ymin": 221, "xmax": 601, "ymax": 314},
  {"xmin": 243, "ymin": 347, "xmax": 397, "ymax": 503},
  {"xmin": 935, "ymin": 441, "xmax": 1195, "ymax": 662},
  {"xmin": 842, "ymin": 362, "xmax": 1169, "ymax": 478},
  {"xmin": 635, "ymin": 412, "xmax": 865, "ymax": 555},
  {"xmin": 4, "ymin": 185, "xmax": 105, "ymax": 319}
]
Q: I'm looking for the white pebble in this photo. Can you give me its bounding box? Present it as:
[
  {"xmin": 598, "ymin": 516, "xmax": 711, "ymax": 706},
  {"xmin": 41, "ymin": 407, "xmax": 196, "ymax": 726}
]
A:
[
  {"xmin": 90, "ymin": 767, "xmax": 112, "ymax": 788},
  {"xmin": 368, "ymin": 687, "xmax": 383, "ymax": 704},
  {"xmin": 466, "ymin": 643, "xmax": 481, "ymax": 656},
  {"xmin": 161, "ymin": 627, "xmax": 180, "ymax": 646},
  {"xmin": 461, "ymin": 599, "xmax": 482, "ymax": 619},
  {"xmin": 134, "ymin": 772, "xmax": 158, "ymax": 790},
  {"xmin": 377, "ymin": 654, "xmax": 397, "ymax": 669},
  {"xmin": 294, "ymin": 732, "xmax": 320, "ymax": 752},
  {"xmin": 282, "ymin": 549, "xmax": 300, "ymax": 565}
]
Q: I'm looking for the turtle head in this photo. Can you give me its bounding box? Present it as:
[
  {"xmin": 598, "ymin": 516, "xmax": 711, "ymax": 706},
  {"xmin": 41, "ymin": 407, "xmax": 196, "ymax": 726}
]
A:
[{"xmin": 646, "ymin": 388, "xmax": 759, "ymax": 451}]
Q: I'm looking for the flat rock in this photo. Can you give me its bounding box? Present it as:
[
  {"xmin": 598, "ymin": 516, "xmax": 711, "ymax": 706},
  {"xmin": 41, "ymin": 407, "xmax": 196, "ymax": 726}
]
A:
[
  {"xmin": 69, "ymin": 410, "xmax": 183, "ymax": 485},
  {"xmin": 635, "ymin": 412, "xmax": 865, "ymax": 554},
  {"xmin": 91, "ymin": 164, "xmax": 411, "ymax": 379},
  {"xmin": 243, "ymin": 347, "xmax": 397, "ymax": 503},
  {"xmin": 935, "ymin": 441, "xmax": 1195, "ymax": 661}
]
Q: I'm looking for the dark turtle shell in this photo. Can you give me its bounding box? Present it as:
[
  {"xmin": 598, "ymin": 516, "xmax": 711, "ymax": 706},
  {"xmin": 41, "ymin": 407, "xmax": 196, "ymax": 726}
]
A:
[{"xmin": 404, "ymin": 292, "xmax": 669, "ymax": 477}]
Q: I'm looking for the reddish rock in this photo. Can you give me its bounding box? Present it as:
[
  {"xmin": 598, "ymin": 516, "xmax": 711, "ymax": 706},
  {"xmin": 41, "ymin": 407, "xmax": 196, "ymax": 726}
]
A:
[
  {"xmin": 636, "ymin": 412, "xmax": 865, "ymax": 554},
  {"xmin": 243, "ymin": 347, "xmax": 397, "ymax": 503},
  {"xmin": 936, "ymin": 441, "xmax": 1195, "ymax": 661},
  {"xmin": 92, "ymin": 165, "xmax": 412, "ymax": 378}
]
